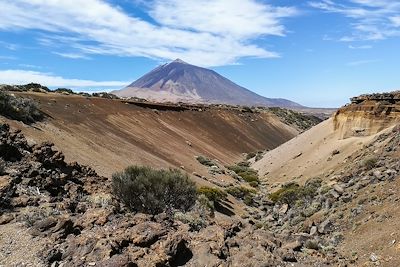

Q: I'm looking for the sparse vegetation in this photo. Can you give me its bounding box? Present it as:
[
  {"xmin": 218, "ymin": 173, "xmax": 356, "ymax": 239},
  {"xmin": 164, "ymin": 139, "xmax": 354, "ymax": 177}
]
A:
[
  {"xmin": 197, "ymin": 186, "xmax": 227, "ymax": 203},
  {"xmin": 0, "ymin": 83, "xmax": 50, "ymax": 92},
  {"xmin": 226, "ymin": 186, "xmax": 257, "ymax": 206},
  {"xmin": 268, "ymin": 107, "xmax": 322, "ymax": 131},
  {"xmin": 255, "ymin": 151, "xmax": 265, "ymax": 162},
  {"xmin": 226, "ymin": 186, "xmax": 256, "ymax": 198},
  {"xmin": 92, "ymin": 92, "xmax": 119, "ymax": 99},
  {"xmin": 269, "ymin": 178, "xmax": 322, "ymax": 205},
  {"xmin": 112, "ymin": 166, "xmax": 197, "ymax": 214},
  {"xmin": 0, "ymin": 91, "xmax": 43, "ymax": 123},
  {"xmin": 227, "ymin": 163, "xmax": 260, "ymax": 185},
  {"xmin": 246, "ymin": 152, "xmax": 256, "ymax": 160},
  {"xmin": 196, "ymin": 155, "xmax": 216, "ymax": 167},
  {"xmin": 53, "ymin": 88, "xmax": 75, "ymax": 94},
  {"xmin": 246, "ymin": 151, "xmax": 265, "ymax": 162},
  {"xmin": 362, "ymin": 156, "xmax": 378, "ymax": 170}
]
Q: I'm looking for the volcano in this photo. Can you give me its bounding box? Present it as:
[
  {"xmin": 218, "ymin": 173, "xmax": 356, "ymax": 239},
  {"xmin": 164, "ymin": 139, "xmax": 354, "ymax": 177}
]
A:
[{"xmin": 113, "ymin": 59, "xmax": 301, "ymax": 107}]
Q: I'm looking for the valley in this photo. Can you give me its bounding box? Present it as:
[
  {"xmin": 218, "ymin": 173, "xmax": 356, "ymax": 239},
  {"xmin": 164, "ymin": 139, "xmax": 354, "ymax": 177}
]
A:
[{"xmin": 0, "ymin": 88, "xmax": 399, "ymax": 267}]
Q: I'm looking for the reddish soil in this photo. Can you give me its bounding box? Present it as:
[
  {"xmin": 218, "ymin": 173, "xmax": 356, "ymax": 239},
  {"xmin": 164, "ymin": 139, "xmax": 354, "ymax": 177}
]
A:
[{"xmin": 2, "ymin": 92, "xmax": 297, "ymax": 181}]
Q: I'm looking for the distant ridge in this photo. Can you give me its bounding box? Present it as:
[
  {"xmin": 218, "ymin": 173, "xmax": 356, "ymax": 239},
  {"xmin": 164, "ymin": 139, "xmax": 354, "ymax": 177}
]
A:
[{"xmin": 113, "ymin": 59, "xmax": 302, "ymax": 107}]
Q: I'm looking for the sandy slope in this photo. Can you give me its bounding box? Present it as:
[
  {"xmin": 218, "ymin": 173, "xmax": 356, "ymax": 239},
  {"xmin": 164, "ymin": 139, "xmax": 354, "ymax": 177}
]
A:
[{"xmin": 253, "ymin": 117, "xmax": 391, "ymax": 188}]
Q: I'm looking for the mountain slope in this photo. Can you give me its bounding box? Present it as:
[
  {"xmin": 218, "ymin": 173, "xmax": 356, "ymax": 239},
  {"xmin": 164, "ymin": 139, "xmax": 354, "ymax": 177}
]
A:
[
  {"xmin": 254, "ymin": 91, "xmax": 400, "ymax": 186},
  {"xmin": 2, "ymin": 92, "xmax": 300, "ymax": 179},
  {"xmin": 251, "ymin": 91, "xmax": 400, "ymax": 265},
  {"xmin": 113, "ymin": 59, "xmax": 302, "ymax": 107}
]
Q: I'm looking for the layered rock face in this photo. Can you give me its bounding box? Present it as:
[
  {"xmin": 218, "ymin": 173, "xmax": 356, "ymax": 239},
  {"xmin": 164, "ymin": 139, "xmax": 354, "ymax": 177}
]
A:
[{"xmin": 334, "ymin": 91, "xmax": 400, "ymax": 139}]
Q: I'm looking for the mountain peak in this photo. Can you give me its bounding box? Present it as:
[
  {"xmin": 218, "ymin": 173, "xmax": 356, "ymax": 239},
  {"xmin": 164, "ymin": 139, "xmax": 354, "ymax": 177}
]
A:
[
  {"xmin": 113, "ymin": 61, "xmax": 302, "ymax": 107},
  {"xmin": 172, "ymin": 58, "xmax": 188, "ymax": 64}
]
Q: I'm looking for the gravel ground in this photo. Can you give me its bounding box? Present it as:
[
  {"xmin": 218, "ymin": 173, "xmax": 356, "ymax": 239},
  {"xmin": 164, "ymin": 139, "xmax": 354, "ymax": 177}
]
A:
[{"xmin": 0, "ymin": 223, "xmax": 47, "ymax": 267}]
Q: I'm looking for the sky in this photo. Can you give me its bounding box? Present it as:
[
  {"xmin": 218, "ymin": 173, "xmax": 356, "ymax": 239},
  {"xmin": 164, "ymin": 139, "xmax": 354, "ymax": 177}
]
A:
[{"xmin": 0, "ymin": 0, "xmax": 399, "ymax": 107}]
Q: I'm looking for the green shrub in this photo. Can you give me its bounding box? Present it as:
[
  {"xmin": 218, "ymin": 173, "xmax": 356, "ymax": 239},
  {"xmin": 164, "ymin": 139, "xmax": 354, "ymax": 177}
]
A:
[
  {"xmin": 248, "ymin": 181, "xmax": 259, "ymax": 187},
  {"xmin": 197, "ymin": 186, "xmax": 227, "ymax": 203},
  {"xmin": 196, "ymin": 156, "xmax": 215, "ymax": 167},
  {"xmin": 112, "ymin": 166, "xmax": 197, "ymax": 215},
  {"xmin": 92, "ymin": 92, "xmax": 119, "ymax": 99},
  {"xmin": 246, "ymin": 152, "xmax": 256, "ymax": 160},
  {"xmin": 243, "ymin": 195, "xmax": 254, "ymax": 206},
  {"xmin": 255, "ymin": 151, "xmax": 264, "ymax": 162},
  {"xmin": 227, "ymin": 164, "xmax": 259, "ymax": 184},
  {"xmin": 362, "ymin": 157, "xmax": 377, "ymax": 170},
  {"xmin": 0, "ymin": 91, "xmax": 43, "ymax": 123},
  {"xmin": 269, "ymin": 178, "xmax": 321, "ymax": 205},
  {"xmin": 268, "ymin": 107, "xmax": 322, "ymax": 131},
  {"xmin": 53, "ymin": 88, "xmax": 75, "ymax": 94},
  {"xmin": 226, "ymin": 186, "xmax": 256, "ymax": 206}
]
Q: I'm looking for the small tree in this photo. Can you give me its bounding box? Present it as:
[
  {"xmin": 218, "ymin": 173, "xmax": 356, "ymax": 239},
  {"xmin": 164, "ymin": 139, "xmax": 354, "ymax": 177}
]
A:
[{"xmin": 112, "ymin": 166, "xmax": 197, "ymax": 214}]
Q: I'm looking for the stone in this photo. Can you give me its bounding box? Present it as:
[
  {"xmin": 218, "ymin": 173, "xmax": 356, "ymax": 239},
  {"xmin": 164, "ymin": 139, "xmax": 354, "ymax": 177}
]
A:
[
  {"xmin": 33, "ymin": 217, "xmax": 58, "ymax": 232},
  {"xmin": 98, "ymin": 255, "xmax": 138, "ymax": 267},
  {"xmin": 282, "ymin": 240, "xmax": 302, "ymax": 251},
  {"xmin": 279, "ymin": 204, "xmax": 289, "ymax": 215},
  {"xmin": 318, "ymin": 219, "xmax": 332, "ymax": 234},
  {"xmin": 333, "ymin": 184, "xmax": 344, "ymax": 194},
  {"xmin": 373, "ymin": 170, "xmax": 382, "ymax": 179},
  {"xmin": 310, "ymin": 226, "xmax": 318, "ymax": 236},
  {"xmin": 370, "ymin": 253, "xmax": 379, "ymax": 262},
  {"xmin": 330, "ymin": 189, "xmax": 340, "ymax": 199}
]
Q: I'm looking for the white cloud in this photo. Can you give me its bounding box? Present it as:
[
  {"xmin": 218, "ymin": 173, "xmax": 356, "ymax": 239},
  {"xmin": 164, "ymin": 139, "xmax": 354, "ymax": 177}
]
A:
[
  {"xmin": 150, "ymin": 0, "xmax": 296, "ymax": 39},
  {"xmin": 0, "ymin": 69, "xmax": 128, "ymax": 88},
  {"xmin": 348, "ymin": 44, "xmax": 372, "ymax": 49},
  {"xmin": 0, "ymin": 0, "xmax": 297, "ymax": 67},
  {"xmin": 53, "ymin": 52, "xmax": 91, "ymax": 60},
  {"xmin": 18, "ymin": 64, "xmax": 42, "ymax": 69},
  {"xmin": 0, "ymin": 55, "xmax": 17, "ymax": 60},
  {"xmin": 0, "ymin": 41, "xmax": 19, "ymax": 51},
  {"xmin": 347, "ymin": 59, "xmax": 379, "ymax": 66},
  {"xmin": 310, "ymin": 0, "xmax": 400, "ymax": 41},
  {"xmin": 391, "ymin": 16, "xmax": 400, "ymax": 27}
]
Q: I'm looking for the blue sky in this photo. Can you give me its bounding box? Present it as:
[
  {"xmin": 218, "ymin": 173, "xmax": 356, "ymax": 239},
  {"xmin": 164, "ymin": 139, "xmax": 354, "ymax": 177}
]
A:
[{"xmin": 0, "ymin": 0, "xmax": 399, "ymax": 107}]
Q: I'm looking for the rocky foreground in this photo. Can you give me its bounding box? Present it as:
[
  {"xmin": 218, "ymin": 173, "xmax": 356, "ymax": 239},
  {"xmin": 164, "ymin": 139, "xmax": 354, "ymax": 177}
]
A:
[
  {"xmin": 0, "ymin": 106, "xmax": 399, "ymax": 266},
  {"xmin": 0, "ymin": 123, "xmax": 338, "ymax": 267}
]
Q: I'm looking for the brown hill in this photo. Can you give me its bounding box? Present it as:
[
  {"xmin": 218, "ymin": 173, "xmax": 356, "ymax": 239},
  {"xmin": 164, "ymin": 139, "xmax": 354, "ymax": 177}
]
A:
[{"xmin": 3, "ymin": 92, "xmax": 301, "ymax": 181}]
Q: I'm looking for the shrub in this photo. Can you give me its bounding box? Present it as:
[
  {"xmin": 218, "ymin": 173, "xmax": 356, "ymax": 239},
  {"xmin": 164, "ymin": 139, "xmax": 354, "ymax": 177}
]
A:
[
  {"xmin": 196, "ymin": 156, "xmax": 215, "ymax": 167},
  {"xmin": 362, "ymin": 157, "xmax": 377, "ymax": 170},
  {"xmin": 269, "ymin": 178, "xmax": 321, "ymax": 205},
  {"xmin": 255, "ymin": 151, "xmax": 264, "ymax": 162},
  {"xmin": 269, "ymin": 183, "xmax": 301, "ymax": 204},
  {"xmin": 197, "ymin": 186, "xmax": 227, "ymax": 203},
  {"xmin": 112, "ymin": 166, "xmax": 197, "ymax": 215},
  {"xmin": 226, "ymin": 186, "xmax": 256, "ymax": 206},
  {"xmin": 87, "ymin": 193, "xmax": 114, "ymax": 208},
  {"xmin": 23, "ymin": 83, "xmax": 50, "ymax": 92},
  {"xmin": 92, "ymin": 92, "xmax": 119, "ymax": 99},
  {"xmin": 248, "ymin": 181, "xmax": 259, "ymax": 187},
  {"xmin": 0, "ymin": 91, "xmax": 43, "ymax": 123},
  {"xmin": 268, "ymin": 107, "xmax": 322, "ymax": 131},
  {"xmin": 53, "ymin": 88, "xmax": 75, "ymax": 94},
  {"xmin": 227, "ymin": 164, "xmax": 259, "ymax": 184},
  {"xmin": 246, "ymin": 152, "xmax": 256, "ymax": 160}
]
